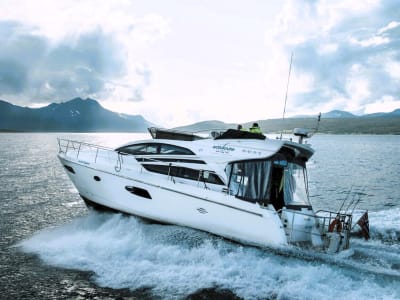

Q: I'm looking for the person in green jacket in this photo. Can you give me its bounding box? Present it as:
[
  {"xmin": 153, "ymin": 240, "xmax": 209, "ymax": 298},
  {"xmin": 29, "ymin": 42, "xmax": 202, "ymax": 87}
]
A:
[{"xmin": 249, "ymin": 122, "xmax": 262, "ymax": 134}]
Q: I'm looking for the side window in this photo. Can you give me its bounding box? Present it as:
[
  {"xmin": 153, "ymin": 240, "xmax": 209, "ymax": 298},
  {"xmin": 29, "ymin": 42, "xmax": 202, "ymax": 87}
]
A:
[
  {"xmin": 117, "ymin": 144, "xmax": 159, "ymax": 155},
  {"xmin": 142, "ymin": 164, "xmax": 224, "ymax": 185},
  {"xmin": 145, "ymin": 144, "xmax": 158, "ymax": 154},
  {"xmin": 118, "ymin": 144, "xmax": 147, "ymax": 155},
  {"xmin": 160, "ymin": 144, "xmax": 194, "ymax": 155},
  {"xmin": 200, "ymin": 171, "xmax": 225, "ymax": 185},
  {"xmin": 142, "ymin": 164, "xmax": 169, "ymax": 175},
  {"xmin": 118, "ymin": 143, "xmax": 193, "ymax": 155}
]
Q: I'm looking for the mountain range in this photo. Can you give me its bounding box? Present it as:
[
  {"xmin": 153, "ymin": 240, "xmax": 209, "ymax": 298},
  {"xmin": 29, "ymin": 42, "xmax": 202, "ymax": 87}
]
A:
[
  {"xmin": 174, "ymin": 109, "xmax": 400, "ymax": 134},
  {"xmin": 295, "ymin": 109, "xmax": 400, "ymax": 118},
  {"xmin": 0, "ymin": 98, "xmax": 153, "ymax": 132},
  {"xmin": 0, "ymin": 98, "xmax": 399, "ymax": 134}
]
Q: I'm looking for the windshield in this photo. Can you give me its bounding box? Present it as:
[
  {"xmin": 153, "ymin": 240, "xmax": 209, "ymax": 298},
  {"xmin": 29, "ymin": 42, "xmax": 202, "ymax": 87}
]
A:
[{"xmin": 283, "ymin": 163, "xmax": 310, "ymax": 206}]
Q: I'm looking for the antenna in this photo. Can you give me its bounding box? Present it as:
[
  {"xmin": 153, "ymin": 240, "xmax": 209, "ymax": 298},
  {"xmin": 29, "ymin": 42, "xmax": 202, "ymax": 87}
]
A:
[{"xmin": 280, "ymin": 52, "xmax": 293, "ymax": 139}]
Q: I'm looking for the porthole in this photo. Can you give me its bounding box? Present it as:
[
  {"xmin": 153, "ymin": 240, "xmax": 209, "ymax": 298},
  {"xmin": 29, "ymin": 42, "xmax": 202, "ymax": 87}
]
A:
[{"xmin": 94, "ymin": 176, "xmax": 101, "ymax": 181}]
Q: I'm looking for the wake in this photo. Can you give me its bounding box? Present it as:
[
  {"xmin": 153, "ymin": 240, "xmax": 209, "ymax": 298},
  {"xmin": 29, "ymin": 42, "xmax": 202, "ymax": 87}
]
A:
[{"xmin": 18, "ymin": 210, "xmax": 400, "ymax": 299}]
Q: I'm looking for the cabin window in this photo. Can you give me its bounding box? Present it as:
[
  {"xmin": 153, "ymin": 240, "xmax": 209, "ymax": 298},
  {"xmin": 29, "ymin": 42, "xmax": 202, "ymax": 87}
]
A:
[
  {"xmin": 117, "ymin": 144, "xmax": 156, "ymax": 155},
  {"xmin": 226, "ymin": 160, "xmax": 272, "ymax": 203},
  {"xmin": 116, "ymin": 143, "xmax": 194, "ymax": 155},
  {"xmin": 159, "ymin": 144, "xmax": 194, "ymax": 155},
  {"xmin": 282, "ymin": 163, "xmax": 309, "ymax": 206},
  {"xmin": 142, "ymin": 164, "xmax": 224, "ymax": 185},
  {"xmin": 226, "ymin": 157, "xmax": 310, "ymax": 208},
  {"xmin": 137, "ymin": 157, "xmax": 206, "ymax": 164}
]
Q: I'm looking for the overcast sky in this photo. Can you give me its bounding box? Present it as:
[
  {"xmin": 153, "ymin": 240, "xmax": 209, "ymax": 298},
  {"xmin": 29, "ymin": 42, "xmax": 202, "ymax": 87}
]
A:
[{"xmin": 0, "ymin": 0, "xmax": 399, "ymax": 127}]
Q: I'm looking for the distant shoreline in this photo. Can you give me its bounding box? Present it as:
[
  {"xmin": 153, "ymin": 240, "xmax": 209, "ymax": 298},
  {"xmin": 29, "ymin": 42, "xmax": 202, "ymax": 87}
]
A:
[
  {"xmin": 0, "ymin": 129, "xmax": 23, "ymax": 133},
  {"xmin": 1, "ymin": 129, "xmax": 399, "ymax": 135},
  {"xmin": 0, "ymin": 129, "xmax": 147, "ymax": 133}
]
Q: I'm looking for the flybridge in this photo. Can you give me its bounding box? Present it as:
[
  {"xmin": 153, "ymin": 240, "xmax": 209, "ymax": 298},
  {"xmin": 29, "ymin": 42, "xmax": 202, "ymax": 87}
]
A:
[
  {"xmin": 148, "ymin": 127, "xmax": 267, "ymax": 141},
  {"xmin": 148, "ymin": 127, "xmax": 205, "ymax": 141}
]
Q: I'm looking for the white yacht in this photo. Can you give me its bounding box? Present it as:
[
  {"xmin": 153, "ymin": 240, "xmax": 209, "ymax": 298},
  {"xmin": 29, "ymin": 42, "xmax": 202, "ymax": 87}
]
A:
[{"xmin": 57, "ymin": 127, "xmax": 357, "ymax": 253}]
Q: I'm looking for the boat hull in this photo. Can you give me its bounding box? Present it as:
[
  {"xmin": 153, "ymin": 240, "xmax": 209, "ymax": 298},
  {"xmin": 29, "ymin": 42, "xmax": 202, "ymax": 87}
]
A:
[{"xmin": 59, "ymin": 155, "xmax": 288, "ymax": 248}]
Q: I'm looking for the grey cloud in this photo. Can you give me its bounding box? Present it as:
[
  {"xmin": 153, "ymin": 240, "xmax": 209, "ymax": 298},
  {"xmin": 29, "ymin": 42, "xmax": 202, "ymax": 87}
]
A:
[
  {"xmin": 0, "ymin": 21, "xmax": 147, "ymax": 103},
  {"xmin": 0, "ymin": 60, "xmax": 27, "ymax": 94},
  {"xmin": 0, "ymin": 22, "xmax": 46, "ymax": 94},
  {"xmin": 45, "ymin": 31, "xmax": 125, "ymax": 77},
  {"xmin": 287, "ymin": 0, "xmax": 400, "ymax": 111}
]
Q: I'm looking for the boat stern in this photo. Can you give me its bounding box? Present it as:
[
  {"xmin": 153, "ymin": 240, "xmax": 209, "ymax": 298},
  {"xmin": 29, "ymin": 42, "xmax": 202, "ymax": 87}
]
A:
[{"xmin": 280, "ymin": 207, "xmax": 354, "ymax": 253}]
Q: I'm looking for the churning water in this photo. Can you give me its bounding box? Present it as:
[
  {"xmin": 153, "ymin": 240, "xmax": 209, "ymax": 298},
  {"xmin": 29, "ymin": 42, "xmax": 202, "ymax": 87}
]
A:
[{"xmin": 1, "ymin": 133, "xmax": 400, "ymax": 299}]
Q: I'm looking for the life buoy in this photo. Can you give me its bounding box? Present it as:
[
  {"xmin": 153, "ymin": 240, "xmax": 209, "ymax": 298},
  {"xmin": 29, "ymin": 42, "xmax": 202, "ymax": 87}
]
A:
[{"xmin": 328, "ymin": 218, "xmax": 342, "ymax": 233}]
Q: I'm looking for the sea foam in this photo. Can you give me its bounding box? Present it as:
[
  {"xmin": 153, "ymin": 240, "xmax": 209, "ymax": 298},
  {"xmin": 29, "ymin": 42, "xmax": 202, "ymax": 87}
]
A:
[{"xmin": 20, "ymin": 211, "xmax": 400, "ymax": 299}]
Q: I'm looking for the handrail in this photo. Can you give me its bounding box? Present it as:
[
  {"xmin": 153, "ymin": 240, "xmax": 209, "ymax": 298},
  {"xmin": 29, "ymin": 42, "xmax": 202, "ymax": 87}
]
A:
[
  {"xmin": 57, "ymin": 138, "xmax": 114, "ymax": 153},
  {"xmin": 315, "ymin": 209, "xmax": 353, "ymax": 233},
  {"xmin": 57, "ymin": 138, "xmax": 122, "ymax": 168},
  {"xmin": 281, "ymin": 207, "xmax": 353, "ymax": 245},
  {"xmin": 315, "ymin": 209, "xmax": 352, "ymax": 217}
]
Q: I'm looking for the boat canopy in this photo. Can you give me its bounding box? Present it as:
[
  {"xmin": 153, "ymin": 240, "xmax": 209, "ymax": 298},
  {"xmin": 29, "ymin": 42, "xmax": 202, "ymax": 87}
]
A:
[
  {"xmin": 148, "ymin": 127, "xmax": 267, "ymax": 141},
  {"xmin": 148, "ymin": 127, "xmax": 205, "ymax": 141},
  {"xmin": 225, "ymin": 153, "xmax": 310, "ymax": 210}
]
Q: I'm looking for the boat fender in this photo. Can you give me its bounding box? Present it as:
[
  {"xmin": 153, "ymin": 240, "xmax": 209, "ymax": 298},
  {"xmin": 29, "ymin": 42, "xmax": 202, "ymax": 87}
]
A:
[{"xmin": 328, "ymin": 218, "xmax": 342, "ymax": 233}]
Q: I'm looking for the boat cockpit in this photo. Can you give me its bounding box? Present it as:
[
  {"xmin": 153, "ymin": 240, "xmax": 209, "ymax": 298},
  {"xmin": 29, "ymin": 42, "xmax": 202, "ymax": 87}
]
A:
[{"xmin": 225, "ymin": 152, "xmax": 311, "ymax": 212}]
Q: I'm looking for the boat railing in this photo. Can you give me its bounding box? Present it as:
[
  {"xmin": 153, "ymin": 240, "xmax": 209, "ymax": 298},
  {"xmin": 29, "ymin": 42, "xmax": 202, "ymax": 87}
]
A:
[
  {"xmin": 281, "ymin": 208, "xmax": 353, "ymax": 245},
  {"xmin": 57, "ymin": 138, "xmax": 120, "ymax": 164},
  {"xmin": 57, "ymin": 139, "xmax": 224, "ymax": 188},
  {"xmin": 315, "ymin": 209, "xmax": 353, "ymax": 233}
]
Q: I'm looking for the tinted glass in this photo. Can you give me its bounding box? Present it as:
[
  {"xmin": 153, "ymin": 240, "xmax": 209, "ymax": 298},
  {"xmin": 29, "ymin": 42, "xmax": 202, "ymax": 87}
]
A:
[
  {"xmin": 118, "ymin": 144, "xmax": 154, "ymax": 155},
  {"xmin": 118, "ymin": 143, "xmax": 194, "ymax": 155},
  {"xmin": 143, "ymin": 164, "xmax": 224, "ymax": 185},
  {"xmin": 160, "ymin": 144, "xmax": 194, "ymax": 155}
]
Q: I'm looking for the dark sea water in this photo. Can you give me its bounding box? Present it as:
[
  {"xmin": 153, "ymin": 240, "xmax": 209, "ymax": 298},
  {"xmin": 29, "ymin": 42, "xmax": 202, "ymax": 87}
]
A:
[{"xmin": 1, "ymin": 133, "xmax": 400, "ymax": 299}]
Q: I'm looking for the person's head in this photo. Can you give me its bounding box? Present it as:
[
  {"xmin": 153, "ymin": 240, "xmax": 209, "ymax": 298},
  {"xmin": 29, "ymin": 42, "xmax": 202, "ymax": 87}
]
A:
[
  {"xmin": 237, "ymin": 124, "xmax": 243, "ymax": 130},
  {"xmin": 253, "ymin": 123, "xmax": 259, "ymax": 127}
]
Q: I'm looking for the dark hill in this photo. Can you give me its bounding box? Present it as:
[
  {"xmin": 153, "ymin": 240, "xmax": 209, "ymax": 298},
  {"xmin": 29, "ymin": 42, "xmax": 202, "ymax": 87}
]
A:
[
  {"xmin": 322, "ymin": 110, "xmax": 356, "ymax": 118},
  {"xmin": 175, "ymin": 108, "xmax": 400, "ymax": 135},
  {"xmin": 0, "ymin": 98, "xmax": 153, "ymax": 132}
]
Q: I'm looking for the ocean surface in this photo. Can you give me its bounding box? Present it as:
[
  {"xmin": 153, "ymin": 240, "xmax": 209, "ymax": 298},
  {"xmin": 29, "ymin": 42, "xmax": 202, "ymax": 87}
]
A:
[{"xmin": 1, "ymin": 133, "xmax": 399, "ymax": 299}]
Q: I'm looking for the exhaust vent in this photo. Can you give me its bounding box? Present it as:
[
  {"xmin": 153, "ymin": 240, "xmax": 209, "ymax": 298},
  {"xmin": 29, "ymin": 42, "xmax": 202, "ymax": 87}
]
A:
[
  {"xmin": 125, "ymin": 186, "xmax": 152, "ymax": 199},
  {"xmin": 63, "ymin": 165, "xmax": 75, "ymax": 174}
]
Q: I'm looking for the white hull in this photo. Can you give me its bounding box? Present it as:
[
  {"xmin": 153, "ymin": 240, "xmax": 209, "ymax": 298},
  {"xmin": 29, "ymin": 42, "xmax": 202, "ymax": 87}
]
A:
[
  {"xmin": 57, "ymin": 129, "xmax": 356, "ymax": 253},
  {"xmin": 59, "ymin": 156, "xmax": 288, "ymax": 248}
]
